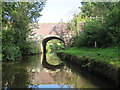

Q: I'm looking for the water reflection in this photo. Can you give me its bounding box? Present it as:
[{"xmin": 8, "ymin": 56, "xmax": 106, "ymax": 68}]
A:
[
  {"xmin": 2, "ymin": 53, "xmax": 116, "ymax": 88},
  {"xmin": 2, "ymin": 54, "xmax": 74, "ymax": 88},
  {"xmin": 2, "ymin": 56, "xmax": 41, "ymax": 88},
  {"xmin": 41, "ymin": 53, "xmax": 64, "ymax": 71},
  {"xmin": 62, "ymin": 60, "xmax": 116, "ymax": 88}
]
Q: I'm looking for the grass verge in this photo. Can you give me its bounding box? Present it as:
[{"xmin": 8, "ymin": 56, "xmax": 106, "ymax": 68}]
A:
[
  {"xmin": 58, "ymin": 47, "xmax": 120, "ymax": 68},
  {"xmin": 57, "ymin": 47, "xmax": 120, "ymax": 86}
]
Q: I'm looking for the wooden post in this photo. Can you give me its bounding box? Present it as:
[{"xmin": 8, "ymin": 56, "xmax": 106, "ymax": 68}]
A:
[{"xmin": 95, "ymin": 41, "xmax": 97, "ymax": 48}]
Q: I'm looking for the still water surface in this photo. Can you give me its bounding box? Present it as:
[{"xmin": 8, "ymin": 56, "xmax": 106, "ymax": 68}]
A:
[{"xmin": 2, "ymin": 53, "xmax": 115, "ymax": 88}]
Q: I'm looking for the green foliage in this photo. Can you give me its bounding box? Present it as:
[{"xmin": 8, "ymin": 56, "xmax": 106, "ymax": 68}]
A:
[
  {"xmin": 71, "ymin": 2, "xmax": 120, "ymax": 48},
  {"xmin": 46, "ymin": 53, "xmax": 62, "ymax": 65},
  {"xmin": 2, "ymin": 1, "xmax": 46, "ymax": 61},
  {"xmin": 46, "ymin": 39, "xmax": 65, "ymax": 53},
  {"xmin": 73, "ymin": 19, "xmax": 104, "ymax": 47},
  {"xmin": 81, "ymin": 2, "xmax": 118, "ymax": 17},
  {"xmin": 26, "ymin": 40, "xmax": 40, "ymax": 54},
  {"xmin": 2, "ymin": 28, "xmax": 21, "ymax": 60}
]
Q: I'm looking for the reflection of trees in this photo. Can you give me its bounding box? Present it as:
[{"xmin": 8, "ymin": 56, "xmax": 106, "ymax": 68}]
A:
[
  {"xmin": 41, "ymin": 52, "xmax": 79, "ymax": 86},
  {"xmin": 63, "ymin": 60, "xmax": 116, "ymax": 88},
  {"xmin": 49, "ymin": 64, "xmax": 96, "ymax": 88},
  {"xmin": 2, "ymin": 63, "xmax": 30, "ymax": 88},
  {"xmin": 2, "ymin": 55, "xmax": 41, "ymax": 88},
  {"xmin": 46, "ymin": 53, "xmax": 62, "ymax": 65},
  {"xmin": 41, "ymin": 53, "xmax": 64, "ymax": 71}
]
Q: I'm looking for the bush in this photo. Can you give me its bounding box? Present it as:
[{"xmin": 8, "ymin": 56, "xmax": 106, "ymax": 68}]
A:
[{"xmin": 26, "ymin": 40, "xmax": 40, "ymax": 54}]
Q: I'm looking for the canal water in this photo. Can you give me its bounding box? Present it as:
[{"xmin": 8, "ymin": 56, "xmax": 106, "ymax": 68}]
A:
[{"xmin": 2, "ymin": 52, "xmax": 115, "ymax": 88}]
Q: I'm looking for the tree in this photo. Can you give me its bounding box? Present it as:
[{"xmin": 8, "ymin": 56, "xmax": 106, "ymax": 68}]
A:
[
  {"xmin": 71, "ymin": 2, "xmax": 120, "ymax": 48},
  {"xmin": 80, "ymin": 2, "xmax": 118, "ymax": 17},
  {"xmin": 2, "ymin": 1, "xmax": 46, "ymax": 61}
]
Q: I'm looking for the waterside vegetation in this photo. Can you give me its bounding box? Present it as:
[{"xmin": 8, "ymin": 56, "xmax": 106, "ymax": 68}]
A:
[{"xmin": 57, "ymin": 2, "xmax": 120, "ymax": 86}]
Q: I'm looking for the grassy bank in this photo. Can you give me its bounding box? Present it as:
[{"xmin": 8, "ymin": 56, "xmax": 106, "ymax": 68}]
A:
[
  {"xmin": 59, "ymin": 47, "xmax": 120, "ymax": 68},
  {"xmin": 57, "ymin": 47, "xmax": 120, "ymax": 86}
]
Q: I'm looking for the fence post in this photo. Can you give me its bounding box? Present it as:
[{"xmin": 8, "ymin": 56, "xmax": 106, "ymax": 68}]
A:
[{"xmin": 95, "ymin": 41, "xmax": 97, "ymax": 48}]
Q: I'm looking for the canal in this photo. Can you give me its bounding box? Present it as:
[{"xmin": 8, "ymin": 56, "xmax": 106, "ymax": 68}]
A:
[{"xmin": 2, "ymin": 52, "xmax": 115, "ymax": 88}]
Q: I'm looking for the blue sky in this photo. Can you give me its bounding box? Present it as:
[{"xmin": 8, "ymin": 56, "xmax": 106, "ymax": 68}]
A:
[{"xmin": 38, "ymin": 0, "xmax": 82, "ymax": 23}]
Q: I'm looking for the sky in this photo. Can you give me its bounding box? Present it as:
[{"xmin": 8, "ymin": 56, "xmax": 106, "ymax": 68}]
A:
[{"xmin": 38, "ymin": 0, "xmax": 82, "ymax": 23}]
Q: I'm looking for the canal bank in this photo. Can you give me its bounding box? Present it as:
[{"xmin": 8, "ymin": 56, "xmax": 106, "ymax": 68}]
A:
[{"xmin": 57, "ymin": 47, "xmax": 120, "ymax": 87}]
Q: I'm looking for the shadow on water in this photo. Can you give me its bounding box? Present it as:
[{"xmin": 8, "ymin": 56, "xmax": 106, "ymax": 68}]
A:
[{"xmin": 63, "ymin": 59, "xmax": 116, "ymax": 88}]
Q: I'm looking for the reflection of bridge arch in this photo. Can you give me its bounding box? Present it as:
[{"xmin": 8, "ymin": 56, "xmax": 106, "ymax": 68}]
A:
[
  {"xmin": 41, "ymin": 53, "xmax": 64, "ymax": 71},
  {"xmin": 41, "ymin": 35, "xmax": 65, "ymax": 53}
]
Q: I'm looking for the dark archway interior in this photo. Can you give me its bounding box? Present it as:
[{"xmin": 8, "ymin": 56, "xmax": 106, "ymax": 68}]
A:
[{"xmin": 41, "ymin": 36, "xmax": 65, "ymax": 54}]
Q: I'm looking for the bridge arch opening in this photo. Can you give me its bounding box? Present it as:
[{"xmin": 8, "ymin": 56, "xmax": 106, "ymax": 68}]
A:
[{"xmin": 41, "ymin": 36, "xmax": 65, "ymax": 54}]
